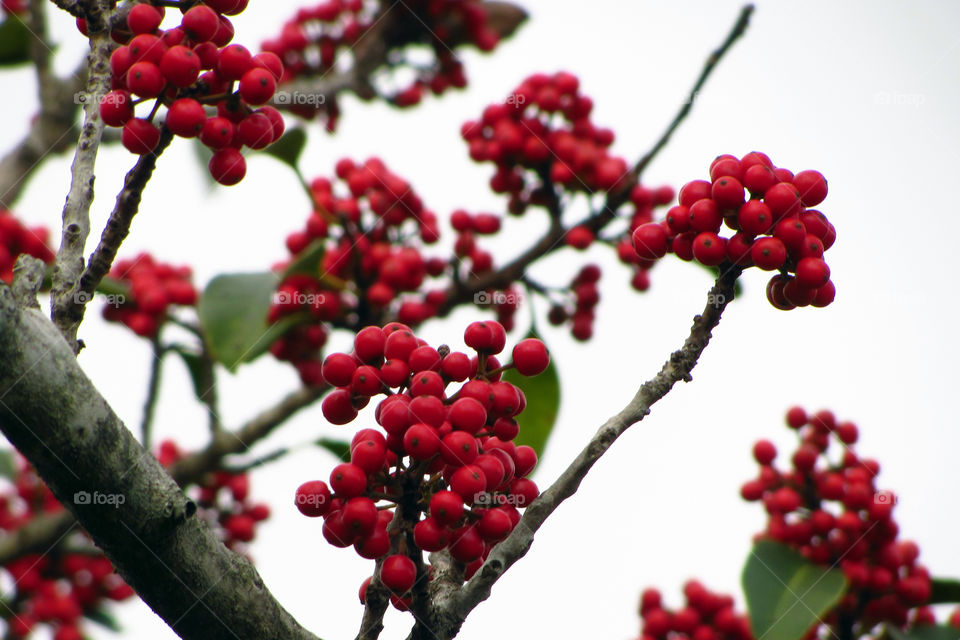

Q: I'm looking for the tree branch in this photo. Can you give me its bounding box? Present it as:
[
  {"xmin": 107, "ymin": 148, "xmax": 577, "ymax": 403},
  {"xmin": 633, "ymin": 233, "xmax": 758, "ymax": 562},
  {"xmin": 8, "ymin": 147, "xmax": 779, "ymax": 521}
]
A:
[
  {"xmin": 48, "ymin": 0, "xmax": 114, "ymax": 351},
  {"xmin": 51, "ymin": 127, "xmax": 174, "ymax": 349},
  {"xmin": 0, "ymin": 286, "xmax": 321, "ymax": 640},
  {"xmin": 421, "ymin": 265, "xmax": 743, "ymax": 639}
]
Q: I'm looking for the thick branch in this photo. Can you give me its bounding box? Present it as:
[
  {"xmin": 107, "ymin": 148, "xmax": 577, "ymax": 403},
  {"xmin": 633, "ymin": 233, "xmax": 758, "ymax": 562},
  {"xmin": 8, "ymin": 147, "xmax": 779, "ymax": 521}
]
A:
[
  {"xmin": 424, "ymin": 266, "xmax": 743, "ymax": 639},
  {"xmin": 48, "ymin": 0, "xmax": 114, "ymax": 351},
  {"xmin": 0, "ymin": 286, "xmax": 321, "ymax": 640}
]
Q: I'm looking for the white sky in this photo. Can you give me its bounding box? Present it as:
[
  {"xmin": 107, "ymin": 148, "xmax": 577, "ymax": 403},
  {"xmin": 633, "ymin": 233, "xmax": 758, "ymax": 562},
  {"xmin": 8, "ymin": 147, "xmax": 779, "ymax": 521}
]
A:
[{"xmin": 3, "ymin": 1, "xmax": 960, "ymax": 639}]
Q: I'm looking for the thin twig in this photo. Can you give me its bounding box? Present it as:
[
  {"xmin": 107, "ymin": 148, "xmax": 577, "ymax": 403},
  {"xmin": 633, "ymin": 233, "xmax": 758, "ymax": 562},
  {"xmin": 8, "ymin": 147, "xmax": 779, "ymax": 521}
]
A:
[
  {"xmin": 422, "ymin": 266, "xmax": 743, "ymax": 639},
  {"xmin": 140, "ymin": 336, "xmax": 165, "ymax": 449}
]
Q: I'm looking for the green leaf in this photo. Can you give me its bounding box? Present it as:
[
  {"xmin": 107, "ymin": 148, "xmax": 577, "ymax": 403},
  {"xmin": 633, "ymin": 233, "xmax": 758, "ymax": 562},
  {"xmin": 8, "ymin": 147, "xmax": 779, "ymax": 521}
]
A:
[
  {"xmin": 742, "ymin": 540, "xmax": 848, "ymax": 640},
  {"xmin": 283, "ymin": 238, "xmax": 326, "ymax": 279},
  {"xmin": 0, "ymin": 449, "xmax": 17, "ymax": 480},
  {"xmin": 889, "ymin": 626, "xmax": 960, "ymax": 640},
  {"xmin": 197, "ymin": 272, "xmax": 285, "ymax": 371},
  {"xmin": 171, "ymin": 347, "xmax": 207, "ymax": 401},
  {"xmin": 930, "ymin": 578, "xmax": 960, "ymax": 604},
  {"xmin": 0, "ymin": 19, "xmax": 30, "ymax": 67},
  {"xmin": 84, "ymin": 607, "xmax": 122, "ymax": 632},
  {"xmin": 502, "ymin": 330, "xmax": 560, "ymax": 460},
  {"xmin": 316, "ymin": 437, "xmax": 351, "ymax": 462},
  {"xmin": 262, "ymin": 128, "xmax": 306, "ymax": 170}
]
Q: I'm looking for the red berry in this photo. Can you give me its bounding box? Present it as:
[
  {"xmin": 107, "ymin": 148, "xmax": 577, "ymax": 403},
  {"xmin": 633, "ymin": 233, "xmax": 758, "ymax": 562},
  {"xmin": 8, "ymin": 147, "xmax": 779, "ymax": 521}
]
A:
[
  {"xmin": 711, "ymin": 176, "xmax": 745, "ymax": 209},
  {"xmin": 239, "ymin": 67, "xmax": 277, "ymax": 105},
  {"xmin": 121, "ymin": 118, "xmax": 160, "ymax": 154},
  {"xmin": 738, "ymin": 200, "xmax": 773, "ymax": 235},
  {"xmin": 159, "ymin": 46, "xmax": 200, "ymax": 87},
  {"xmin": 692, "ymin": 232, "xmax": 727, "ymax": 266},
  {"xmin": 795, "ymin": 257, "xmax": 831, "ymax": 289},
  {"xmin": 511, "ymin": 338, "xmax": 549, "ymax": 376},
  {"xmin": 181, "ymin": 5, "xmax": 219, "ymax": 42},
  {"xmin": 429, "ymin": 489, "xmax": 464, "ymax": 526},
  {"xmin": 217, "ymin": 44, "xmax": 252, "ymax": 81},
  {"xmin": 449, "ymin": 465, "xmax": 487, "ymax": 502},
  {"xmin": 413, "ymin": 517, "xmax": 449, "ymax": 552},
  {"xmin": 127, "ymin": 4, "xmax": 164, "ymax": 34},
  {"xmin": 321, "ymin": 389, "xmax": 358, "ymax": 425},
  {"xmin": 100, "ymin": 90, "xmax": 134, "ymax": 126},
  {"xmin": 565, "ymin": 225, "xmax": 593, "ymax": 250},
  {"xmin": 742, "ymin": 163, "xmax": 777, "ymax": 195},
  {"xmin": 165, "ymin": 98, "xmax": 205, "ymax": 137},
  {"xmin": 753, "ymin": 440, "xmax": 777, "ymax": 465},
  {"xmin": 322, "ymin": 352, "xmax": 357, "ymax": 387},
  {"xmin": 679, "ymin": 180, "xmax": 712, "ymax": 207},
  {"xmin": 208, "ymin": 148, "xmax": 246, "ymax": 186},
  {"xmin": 688, "ymin": 198, "xmax": 722, "ymax": 233},
  {"xmin": 632, "ymin": 222, "xmax": 668, "ymax": 260},
  {"xmin": 342, "ymin": 497, "xmax": 378, "ymax": 537},
  {"xmin": 811, "ymin": 280, "xmax": 835, "ymax": 307},
  {"xmin": 764, "ymin": 182, "xmax": 802, "ymax": 219},
  {"xmin": 380, "ymin": 555, "xmax": 417, "ymax": 594},
  {"xmin": 792, "ymin": 170, "xmax": 828, "ymax": 206},
  {"xmin": 295, "ymin": 480, "xmax": 331, "ymax": 517},
  {"xmin": 751, "ymin": 237, "xmax": 787, "ymax": 270},
  {"xmin": 440, "ymin": 431, "xmax": 479, "ymax": 466},
  {"xmin": 403, "ymin": 423, "xmax": 440, "ymax": 460},
  {"xmin": 128, "ymin": 34, "xmax": 165, "ymax": 64},
  {"xmin": 329, "ymin": 463, "xmax": 367, "ymax": 498},
  {"xmin": 199, "ymin": 116, "xmax": 235, "ymax": 149},
  {"xmin": 126, "ymin": 61, "xmax": 165, "ymax": 98},
  {"xmin": 464, "ymin": 321, "xmax": 506, "ymax": 354},
  {"xmin": 384, "ymin": 329, "xmax": 418, "ymax": 361},
  {"xmin": 477, "ymin": 508, "xmax": 512, "ymax": 542}
]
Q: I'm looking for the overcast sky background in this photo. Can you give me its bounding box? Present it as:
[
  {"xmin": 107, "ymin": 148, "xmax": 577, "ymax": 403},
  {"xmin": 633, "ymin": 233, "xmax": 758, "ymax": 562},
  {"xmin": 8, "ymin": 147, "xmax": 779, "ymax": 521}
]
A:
[{"xmin": 3, "ymin": 1, "xmax": 960, "ymax": 639}]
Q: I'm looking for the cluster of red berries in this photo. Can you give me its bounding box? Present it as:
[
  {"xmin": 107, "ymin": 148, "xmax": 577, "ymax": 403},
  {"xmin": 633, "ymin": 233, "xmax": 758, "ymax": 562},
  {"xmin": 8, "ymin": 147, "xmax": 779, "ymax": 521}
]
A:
[
  {"xmin": 268, "ymin": 158, "xmax": 447, "ymax": 384},
  {"xmin": 632, "ymin": 153, "xmax": 837, "ymax": 310},
  {"xmin": 157, "ymin": 441, "xmax": 270, "ymax": 552},
  {"xmin": 102, "ymin": 253, "xmax": 197, "ymax": 338},
  {"xmin": 262, "ymin": 0, "xmax": 504, "ymax": 130},
  {"xmin": 462, "ymin": 71, "xmax": 635, "ymax": 210},
  {"xmin": 638, "ymin": 582, "xmax": 752, "ymax": 640},
  {"xmin": 0, "ymin": 210, "xmax": 55, "ymax": 284},
  {"xmin": 294, "ymin": 321, "xmax": 547, "ymax": 610},
  {"xmin": 94, "ymin": 0, "xmax": 284, "ymax": 185},
  {"xmin": 545, "ymin": 264, "xmax": 601, "ymax": 342},
  {"xmin": 741, "ymin": 407, "xmax": 929, "ymax": 632},
  {"xmin": 0, "ymin": 459, "xmax": 133, "ymax": 640}
]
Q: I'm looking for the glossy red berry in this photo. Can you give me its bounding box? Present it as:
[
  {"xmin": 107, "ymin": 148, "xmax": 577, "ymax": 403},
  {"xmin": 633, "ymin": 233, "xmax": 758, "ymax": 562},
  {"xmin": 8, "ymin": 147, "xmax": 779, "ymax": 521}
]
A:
[
  {"xmin": 217, "ymin": 44, "xmax": 253, "ymax": 81},
  {"xmin": 239, "ymin": 67, "xmax": 277, "ymax": 105},
  {"xmin": 632, "ymin": 222, "xmax": 668, "ymax": 260},
  {"xmin": 159, "ymin": 46, "xmax": 201, "ymax": 87},
  {"xmin": 181, "ymin": 5, "xmax": 219, "ymax": 42},
  {"xmin": 127, "ymin": 4, "xmax": 164, "ymax": 34},
  {"xmin": 295, "ymin": 480, "xmax": 331, "ymax": 517},
  {"xmin": 126, "ymin": 61, "xmax": 166, "ymax": 98},
  {"xmin": 795, "ymin": 257, "xmax": 831, "ymax": 289},
  {"xmin": 792, "ymin": 170, "xmax": 828, "ymax": 206},
  {"xmin": 121, "ymin": 118, "xmax": 160, "ymax": 154},
  {"xmin": 165, "ymin": 98, "xmax": 205, "ymax": 137},
  {"xmin": 429, "ymin": 490, "xmax": 464, "ymax": 526},
  {"xmin": 209, "ymin": 148, "xmax": 246, "ymax": 186},
  {"xmin": 100, "ymin": 90, "xmax": 134, "ymax": 127},
  {"xmin": 329, "ymin": 463, "xmax": 367, "ymax": 498},
  {"xmin": 751, "ymin": 237, "xmax": 787, "ymax": 271},
  {"xmin": 692, "ymin": 232, "xmax": 726, "ymax": 266},
  {"xmin": 511, "ymin": 338, "xmax": 549, "ymax": 376},
  {"xmin": 753, "ymin": 440, "xmax": 777, "ymax": 465},
  {"xmin": 380, "ymin": 555, "xmax": 417, "ymax": 594}
]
